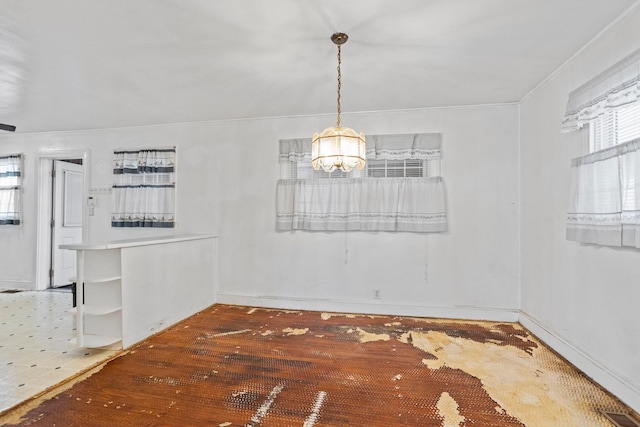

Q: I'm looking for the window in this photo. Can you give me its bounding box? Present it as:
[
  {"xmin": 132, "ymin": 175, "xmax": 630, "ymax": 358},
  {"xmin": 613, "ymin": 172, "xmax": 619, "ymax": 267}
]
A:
[
  {"xmin": 276, "ymin": 134, "xmax": 447, "ymax": 233},
  {"xmin": 564, "ymin": 48, "xmax": 640, "ymax": 248},
  {"xmin": 0, "ymin": 154, "xmax": 22, "ymax": 225},
  {"xmin": 112, "ymin": 148, "xmax": 176, "ymax": 228},
  {"xmin": 590, "ymin": 103, "xmax": 640, "ymax": 152},
  {"xmin": 291, "ymin": 156, "xmax": 440, "ymax": 180}
]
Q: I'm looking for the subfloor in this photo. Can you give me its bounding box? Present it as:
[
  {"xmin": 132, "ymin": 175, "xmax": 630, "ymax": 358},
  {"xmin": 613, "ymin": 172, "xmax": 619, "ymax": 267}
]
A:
[
  {"xmin": 0, "ymin": 290, "xmax": 119, "ymax": 413},
  {"xmin": 1, "ymin": 304, "xmax": 638, "ymax": 427}
]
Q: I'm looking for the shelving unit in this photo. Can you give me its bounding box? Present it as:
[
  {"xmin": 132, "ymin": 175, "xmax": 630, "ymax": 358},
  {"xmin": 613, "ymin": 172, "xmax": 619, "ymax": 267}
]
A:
[
  {"xmin": 74, "ymin": 248, "xmax": 123, "ymax": 348},
  {"xmin": 61, "ymin": 234, "xmax": 216, "ymax": 349}
]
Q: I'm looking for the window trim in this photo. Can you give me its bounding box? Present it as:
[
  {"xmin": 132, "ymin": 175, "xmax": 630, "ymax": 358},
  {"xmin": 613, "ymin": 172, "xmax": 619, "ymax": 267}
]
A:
[{"xmin": 0, "ymin": 154, "xmax": 23, "ymax": 226}]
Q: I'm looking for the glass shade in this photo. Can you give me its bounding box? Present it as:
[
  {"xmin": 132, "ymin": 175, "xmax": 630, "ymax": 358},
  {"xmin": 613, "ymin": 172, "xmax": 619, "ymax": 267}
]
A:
[{"xmin": 312, "ymin": 126, "xmax": 366, "ymax": 172}]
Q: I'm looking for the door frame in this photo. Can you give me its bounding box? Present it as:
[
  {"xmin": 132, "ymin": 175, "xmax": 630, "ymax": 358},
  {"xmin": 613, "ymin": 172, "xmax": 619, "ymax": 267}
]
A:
[{"xmin": 35, "ymin": 149, "xmax": 91, "ymax": 291}]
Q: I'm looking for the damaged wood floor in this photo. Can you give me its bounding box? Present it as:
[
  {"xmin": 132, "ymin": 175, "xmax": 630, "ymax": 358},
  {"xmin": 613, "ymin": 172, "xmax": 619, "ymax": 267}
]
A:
[{"xmin": 1, "ymin": 304, "xmax": 637, "ymax": 427}]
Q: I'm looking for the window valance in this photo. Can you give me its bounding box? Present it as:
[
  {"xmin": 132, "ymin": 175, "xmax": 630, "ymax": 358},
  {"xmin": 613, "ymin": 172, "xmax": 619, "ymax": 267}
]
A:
[
  {"xmin": 113, "ymin": 149, "xmax": 175, "ymax": 174},
  {"xmin": 562, "ymin": 48, "xmax": 640, "ymax": 133},
  {"xmin": 279, "ymin": 133, "xmax": 442, "ymax": 163}
]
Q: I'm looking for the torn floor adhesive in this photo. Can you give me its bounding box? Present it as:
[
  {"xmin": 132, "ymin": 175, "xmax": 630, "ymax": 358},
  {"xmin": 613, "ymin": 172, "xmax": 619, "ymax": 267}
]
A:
[{"xmin": 1, "ymin": 304, "xmax": 637, "ymax": 426}]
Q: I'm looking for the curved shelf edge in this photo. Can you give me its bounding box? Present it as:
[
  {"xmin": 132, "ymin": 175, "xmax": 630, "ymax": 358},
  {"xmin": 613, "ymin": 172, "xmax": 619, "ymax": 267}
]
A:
[
  {"xmin": 83, "ymin": 276, "xmax": 122, "ymax": 284},
  {"xmin": 69, "ymin": 335, "xmax": 122, "ymax": 348},
  {"xmin": 69, "ymin": 306, "xmax": 122, "ymax": 316}
]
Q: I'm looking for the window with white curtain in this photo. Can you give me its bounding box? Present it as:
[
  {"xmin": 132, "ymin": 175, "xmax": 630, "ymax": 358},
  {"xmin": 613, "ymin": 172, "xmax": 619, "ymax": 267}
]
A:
[
  {"xmin": 563, "ymin": 48, "xmax": 640, "ymax": 248},
  {"xmin": 112, "ymin": 148, "xmax": 176, "ymax": 228},
  {"xmin": 276, "ymin": 133, "xmax": 447, "ymax": 233},
  {"xmin": 0, "ymin": 154, "xmax": 22, "ymax": 225}
]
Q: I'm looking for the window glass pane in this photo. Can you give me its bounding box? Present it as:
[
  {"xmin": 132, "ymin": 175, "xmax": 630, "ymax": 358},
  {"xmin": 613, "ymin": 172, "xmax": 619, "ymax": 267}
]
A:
[
  {"xmin": 590, "ymin": 102, "xmax": 640, "ymax": 152},
  {"xmin": 328, "ymin": 170, "xmax": 351, "ymax": 179},
  {"xmin": 405, "ymin": 159, "xmax": 424, "ymax": 178},
  {"xmin": 366, "ymin": 160, "xmax": 386, "ymax": 178},
  {"xmin": 368, "ymin": 168, "xmax": 386, "ymax": 178},
  {"xmin": 405, "ymin": 168, "xmax": 422, "ymax": 178},
  {"xmin": 425, "ymin": 159, "xmax": 439, "ymax": 177},
  {"xmin": 386, "ymin": 160, "xmax": 404, "ymax": 168},
  {"xmin": 295, "ymin": 162, "xmax": 314, "ymax": 180},
  {"xmin": 617, "ymin": 103, "xmax": 640, "ymax": 144},
  {"xmin": 0, "ymin": 176, "xmax": 19, "ymax": 186},
  {"xmin": 387, "ymin": 168, "xmax": 404, "ymax": 177}
]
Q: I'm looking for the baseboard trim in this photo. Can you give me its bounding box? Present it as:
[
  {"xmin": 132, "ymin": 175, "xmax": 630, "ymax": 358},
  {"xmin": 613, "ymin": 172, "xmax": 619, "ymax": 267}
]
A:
[
  {"xmin": 519, "ymin": 310, "xmax": 640, "ymax": 412},
  {"xmin": 215, "ymin": 293, "xmax": 519, "ymax": 322},
  {"xmin": 0, "ymin": 280, "xmax": 33, "ymax": 291}
]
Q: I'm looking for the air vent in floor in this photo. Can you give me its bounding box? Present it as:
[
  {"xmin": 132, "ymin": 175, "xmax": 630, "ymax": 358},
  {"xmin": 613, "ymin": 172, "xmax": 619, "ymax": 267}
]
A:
[{"xmin": 602, "ymin": 411, "xmax": 640, "ymax": 427}]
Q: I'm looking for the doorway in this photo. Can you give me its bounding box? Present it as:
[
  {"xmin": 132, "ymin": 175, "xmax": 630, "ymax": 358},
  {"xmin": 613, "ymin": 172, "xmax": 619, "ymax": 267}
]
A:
[
  {"xmin": 35, "ymin": 150, "xmax": 90, "ymax": 291},
  {"xmin": 51, "ymin": 160, "xmax": 83, "ymax": 288}
]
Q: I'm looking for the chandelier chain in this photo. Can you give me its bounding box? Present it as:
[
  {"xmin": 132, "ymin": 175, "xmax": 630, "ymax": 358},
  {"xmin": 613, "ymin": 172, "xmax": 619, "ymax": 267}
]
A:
[{"xmin": 336, "ymin": 44, "xmax": 342, "ymax": 128}]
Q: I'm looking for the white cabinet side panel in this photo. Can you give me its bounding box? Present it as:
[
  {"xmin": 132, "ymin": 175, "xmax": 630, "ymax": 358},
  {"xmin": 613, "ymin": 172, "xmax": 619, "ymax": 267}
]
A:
[{"xmin": 120, "ymin": 237, "xmax": 216, "ymax": 348}]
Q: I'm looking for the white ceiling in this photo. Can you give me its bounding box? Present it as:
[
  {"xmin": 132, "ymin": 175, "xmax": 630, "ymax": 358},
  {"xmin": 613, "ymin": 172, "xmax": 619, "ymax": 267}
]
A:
[{"xmin": 1, "ymin": 0, "xmax": 638, "ymax": 133}]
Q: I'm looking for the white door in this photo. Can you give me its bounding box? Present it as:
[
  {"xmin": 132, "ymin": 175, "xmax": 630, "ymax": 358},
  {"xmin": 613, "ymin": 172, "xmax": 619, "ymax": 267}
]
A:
[{"xmin": 52, "ymin": 160, "xmax": 84, "ymax": 288}]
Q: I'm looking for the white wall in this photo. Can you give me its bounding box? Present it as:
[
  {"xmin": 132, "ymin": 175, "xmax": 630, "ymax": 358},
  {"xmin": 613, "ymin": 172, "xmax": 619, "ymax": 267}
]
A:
[
  {"xmin": 0, "ymin": 103, "xmax": 520, "ymax": 322},
  {"xmin": 519, "ymin": 6, "xmax": 640, "ymax": 412},
  {"xmin": 217, "ymin": 106, "xmax": 520, "ymax": 320}
]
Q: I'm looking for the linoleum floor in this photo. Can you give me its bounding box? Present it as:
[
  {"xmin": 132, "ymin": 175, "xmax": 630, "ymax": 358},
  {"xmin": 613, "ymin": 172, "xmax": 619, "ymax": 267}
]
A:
[{"xmin": 0, "ymin": 290, "xmax": 119, "ymax": 415}]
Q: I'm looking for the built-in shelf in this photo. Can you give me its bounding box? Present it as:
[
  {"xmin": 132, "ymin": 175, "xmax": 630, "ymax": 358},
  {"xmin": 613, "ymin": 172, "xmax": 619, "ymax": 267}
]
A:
[
  {"xmin": 60, "ymin": 234, "xmax": 217, "ymax": 349},
  {"xmin": 69, "ymin": 306, "xmax": 122, "ymax": 316},
  {"xmin": 84, "ymin": 276, "xmax": 121, "ymax": 284},
  {"xmin": 69, "ymin": 335, "xmax": 122, "ymax": 348},
  {"xmin": 61, "ymin": 246, "xmax": 123, "ymax": 349}
]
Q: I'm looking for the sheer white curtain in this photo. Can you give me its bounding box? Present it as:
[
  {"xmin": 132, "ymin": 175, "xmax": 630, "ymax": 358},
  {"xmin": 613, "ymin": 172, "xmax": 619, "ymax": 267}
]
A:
[
  {"xmin": 112, "ymin": 149, "xmax": 176, "ymax": 228},
  {"xmin": 276, "ymin": 133, "xmax": 447, "ymax": 232},
  {"xmin": 621, "ymin": 141, "xmax": 640, "ymax": 247},
  {"xmin": 567, "ymin": 139, "xmax": 640, "ymax": 248},
  {"xmin": 277, "ymin": 177, "xmax": 446, "ymax": 232},
  {"xmin": 0, "ymin": 154, "xmax": 22, "ymax": 225}
]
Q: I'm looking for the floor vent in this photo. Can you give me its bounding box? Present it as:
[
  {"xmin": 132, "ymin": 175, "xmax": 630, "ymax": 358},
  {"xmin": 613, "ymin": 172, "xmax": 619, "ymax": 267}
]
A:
[
  {"xmin": 0, "ymin": 289, "xmax": 22, "ymax": 293},
  {"xmin": 602, "ymin": 411, "xmax": 640, "ymax": 427}
]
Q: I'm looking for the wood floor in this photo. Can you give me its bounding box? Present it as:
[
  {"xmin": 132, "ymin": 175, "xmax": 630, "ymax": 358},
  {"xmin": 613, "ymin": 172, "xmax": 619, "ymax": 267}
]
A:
[{"xmin": 1, "ymin": 304, "xmax": 637, "ymax": 426}]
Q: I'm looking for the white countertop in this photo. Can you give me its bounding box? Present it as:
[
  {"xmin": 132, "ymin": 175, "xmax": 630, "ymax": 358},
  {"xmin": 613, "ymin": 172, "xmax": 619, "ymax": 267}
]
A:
[{"xmin": 60, "ymin": 234, "xmax": 216, "ymax": 250}]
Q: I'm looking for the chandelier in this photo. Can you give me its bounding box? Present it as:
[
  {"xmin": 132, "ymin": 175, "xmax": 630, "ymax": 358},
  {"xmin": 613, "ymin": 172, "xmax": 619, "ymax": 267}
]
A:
[{"xmin": 312, "ymin": 33, "xmax": 365, "ymax": 172}]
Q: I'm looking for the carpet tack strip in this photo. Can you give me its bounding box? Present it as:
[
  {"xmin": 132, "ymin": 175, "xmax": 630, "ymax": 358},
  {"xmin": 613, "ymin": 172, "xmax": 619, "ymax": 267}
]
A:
[{"xmin": 0, "ymin": 304, "xmax": 637, "ymax": 426}]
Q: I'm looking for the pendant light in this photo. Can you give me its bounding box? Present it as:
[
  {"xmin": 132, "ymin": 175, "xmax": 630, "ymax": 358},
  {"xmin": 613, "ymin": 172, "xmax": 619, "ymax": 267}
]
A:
[{"xmin": 312, "ymin": 33, "xmax": 365, "ymax": 172}]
